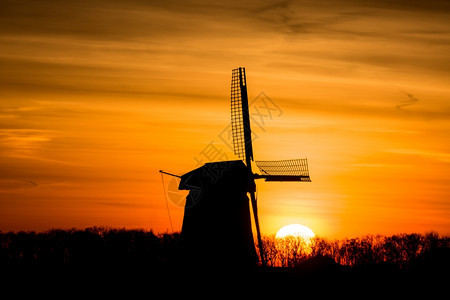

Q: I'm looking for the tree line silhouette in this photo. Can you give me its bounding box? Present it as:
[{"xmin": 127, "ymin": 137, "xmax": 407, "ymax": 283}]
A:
[
  {"xmin": 262, "ymin": 232, "xmax": 449, "ymax": 271},
  {"xmin": 1, "ymin": 227, "xmax": 448, "ymax": 273},
  {"xmin": 0, "ymin": 227, "xmax": 181, "ymax": 267}
]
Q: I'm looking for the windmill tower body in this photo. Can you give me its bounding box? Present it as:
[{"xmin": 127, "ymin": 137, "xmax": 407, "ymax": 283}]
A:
[
  {"xmin": 179, "ymin": 160, "xmax": 257, "ymax": 267},
  {"xmin": 176, "ymin": 67, "xmax": 310, "ymax": 268}
]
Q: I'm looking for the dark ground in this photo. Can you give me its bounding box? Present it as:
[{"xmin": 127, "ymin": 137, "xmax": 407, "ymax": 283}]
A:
[
  {"xmin": 1, "ymin": 229, "xmax": 448, "ymax": 295},
  {"xmin": 2, "ymin": 253, "xmax": 448, "ymax": 297}
]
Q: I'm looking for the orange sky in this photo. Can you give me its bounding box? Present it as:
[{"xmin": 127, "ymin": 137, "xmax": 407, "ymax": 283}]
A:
[{"xmin": 1, "ymin": 0, "xmax": 449, "ymax": 238}]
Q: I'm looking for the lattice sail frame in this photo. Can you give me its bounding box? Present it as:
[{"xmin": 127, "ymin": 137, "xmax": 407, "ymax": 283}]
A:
[
  {"xmin": 255, "ymin": 159, "xmax": 311, "ymax": 182},
  {"xmin": 231, "ymin": 67, "xmax": 247, "ymax": 161}
]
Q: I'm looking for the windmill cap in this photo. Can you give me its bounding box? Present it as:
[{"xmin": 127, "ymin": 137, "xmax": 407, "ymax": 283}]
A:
[{"xmin": 178, "ymin": 160, "xmax": 250, "ymax": 192}]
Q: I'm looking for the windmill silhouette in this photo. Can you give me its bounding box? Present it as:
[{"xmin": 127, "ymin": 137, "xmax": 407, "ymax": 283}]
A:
[{"xmin": 160, "ymin": 67, "xmax": 310, "ymax": 268}]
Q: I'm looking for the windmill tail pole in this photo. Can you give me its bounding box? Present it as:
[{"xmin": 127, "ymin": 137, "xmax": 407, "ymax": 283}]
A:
[
  {"xmin": 250, "ymin": 189, "xmax": 266, "ymax": 267},
  {"xmin": 159, "ymin": 170, "xmax": 181, "ymax": 178}
]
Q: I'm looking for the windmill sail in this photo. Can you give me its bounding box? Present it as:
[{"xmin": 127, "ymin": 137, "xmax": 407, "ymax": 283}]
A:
[
  {"xmin": 231, "ymin": 67, "xmax": 253, "ymax": 162},
  {"xmin": 255, "ymin": 159, "xmax": 311, "ymax": 182}
]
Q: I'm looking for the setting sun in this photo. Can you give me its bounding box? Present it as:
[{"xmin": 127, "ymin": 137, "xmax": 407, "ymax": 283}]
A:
[{"xmin": 275, "ymin": 224, "xmax": 316, "ymax": 240}]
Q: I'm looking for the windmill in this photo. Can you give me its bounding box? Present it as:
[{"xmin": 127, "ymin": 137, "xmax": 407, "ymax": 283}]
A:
[{"xmin": 160, "ymin": 67, "xmax": 310, "ymax": 268}]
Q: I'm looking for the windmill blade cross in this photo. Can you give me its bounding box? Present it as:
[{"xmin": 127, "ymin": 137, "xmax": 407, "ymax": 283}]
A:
[
  {"xmin": 229, "ymin": 68, "xmax": 311, "ymax": 267},
  {"xmin": 231, "ymin": 67, "xmax": 266, "ymax": 266}
]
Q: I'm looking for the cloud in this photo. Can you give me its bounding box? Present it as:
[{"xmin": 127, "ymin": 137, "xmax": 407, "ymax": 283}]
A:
[
  {"xmin": 0, "ymin": 0, "xmax": 257, "ymax": 42},
  {"xmin": 0, "ymin": 179, "xmax": 38, "ymax": 190},
  {"xmin": 396, "ymin": 92, "xmax": 419, "ymax": 110},
  {"xmin": 1, "ymin": 0, "xmax": 449, "ymax": 96},
  {"xmin": 388, "ymin": 148, "xmax": 450, "ymax": 163},
  {"xmin": 0, "ymin": 129, "xmax": 52, "ymax": 159}
]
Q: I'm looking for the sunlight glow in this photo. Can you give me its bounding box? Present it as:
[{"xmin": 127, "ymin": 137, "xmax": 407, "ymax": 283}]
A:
[{"xmin": 275, "ymin": 224, "xmax": 316, "ymax": 240}]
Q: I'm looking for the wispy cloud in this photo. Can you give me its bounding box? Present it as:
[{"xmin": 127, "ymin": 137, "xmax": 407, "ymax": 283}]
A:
[
  {"xmin": 396, "ymin": 92, "xmax": 419, "ymax": 110},
  {"xmin": 388, "ymin": 148, "xmax": 450, "ymax": 163},
  {"xmin": 0, "ymin": 179, "xmax": 38, "ymax": 190},
  {"xmin": 0, "ymin": 129, "xmax": 52, "ymax": 159}
]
